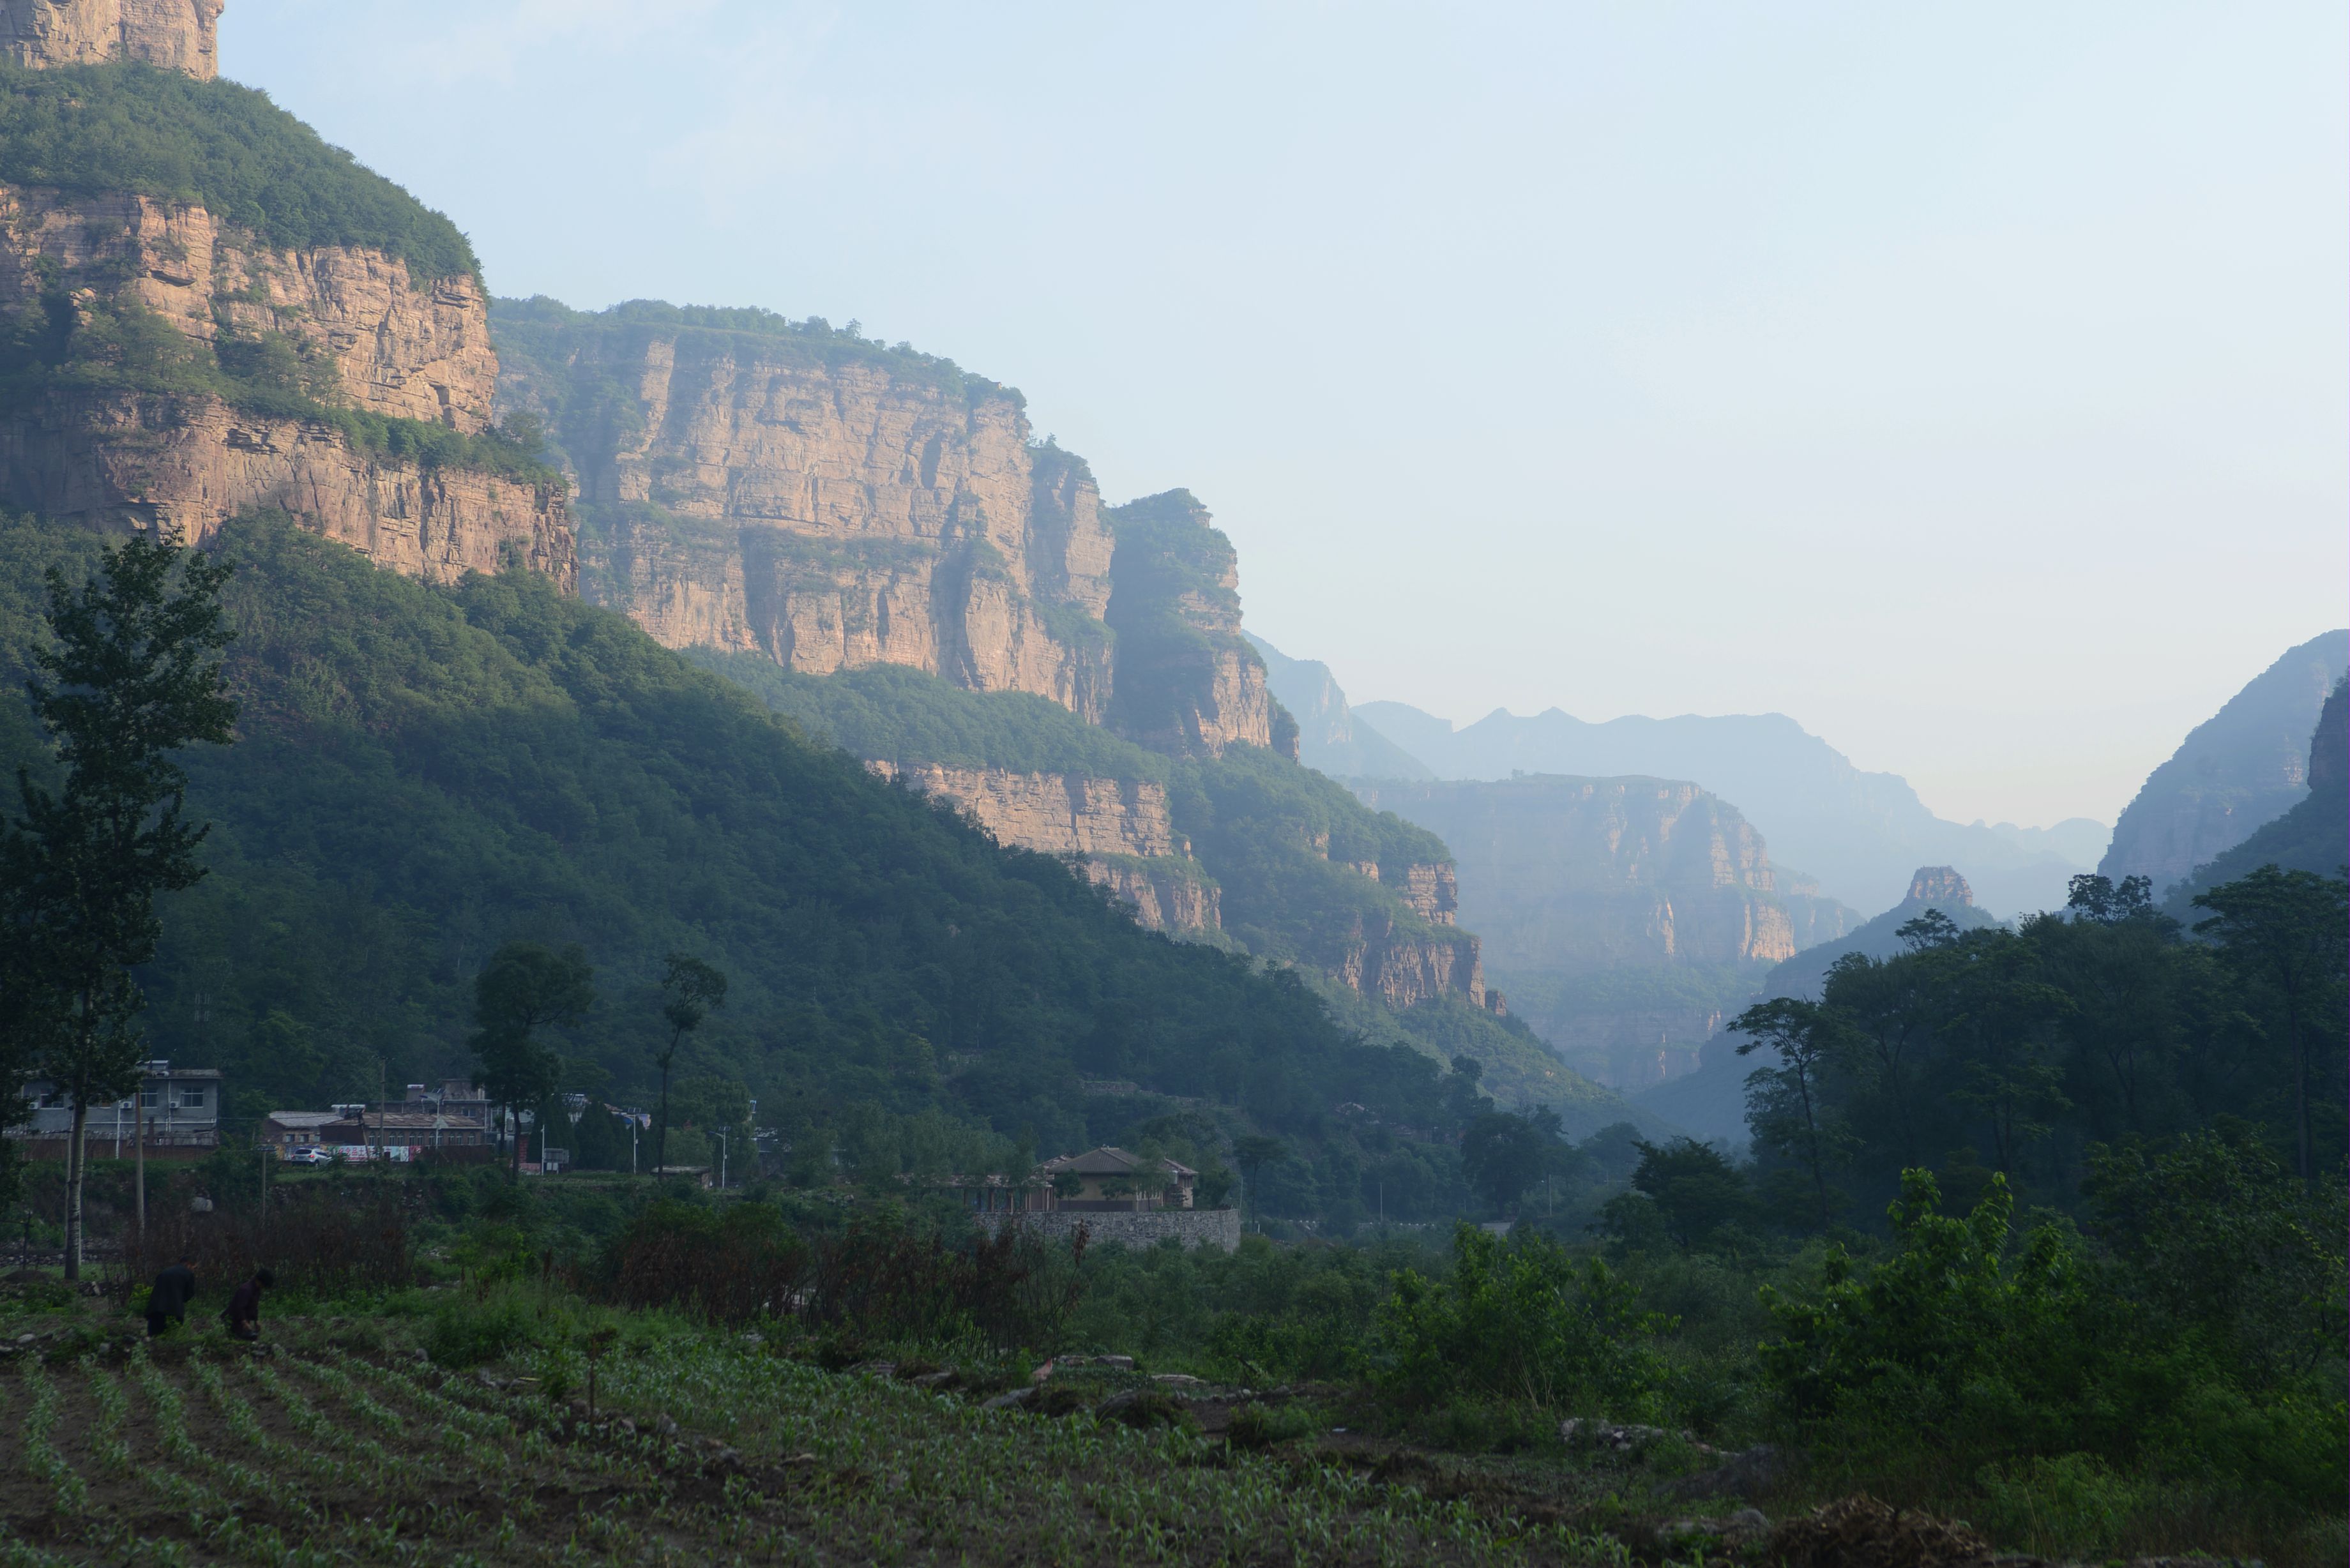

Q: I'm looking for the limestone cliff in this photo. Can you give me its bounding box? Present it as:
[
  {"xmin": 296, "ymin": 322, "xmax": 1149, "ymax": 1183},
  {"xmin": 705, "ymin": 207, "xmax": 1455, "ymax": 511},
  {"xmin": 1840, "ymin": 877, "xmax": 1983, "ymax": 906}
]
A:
[
  {"xmin": 1101, "ymin": 490, "xmax": 1275, "ymax": 758},
  {"xmin": 493, "ymin": 299, "xmax": 1127, "ymax": 720},
  {"xmin": 867, "ymin": 760, "xmax": 1220, "ymax": 934},
  {"xmin": 0, "ymin": 0, "xmax": 220, "ymax": 79},
  {"xmin": 1352, "ymin": 775, "xmax": 1852, "ymax": 972},
  {"xmin": 1351, "ymin": 774, "xmax": 1860, "ymax": 1087},
  {"xmin": 0, "ymin": 184, "xmax": 570, "ymax": 585}
]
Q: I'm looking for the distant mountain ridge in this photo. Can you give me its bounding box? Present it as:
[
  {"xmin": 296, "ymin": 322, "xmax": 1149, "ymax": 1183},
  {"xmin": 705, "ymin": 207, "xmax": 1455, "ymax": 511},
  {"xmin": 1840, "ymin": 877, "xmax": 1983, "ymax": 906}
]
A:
[
  {"xmin": 2100, "ymin": 631, "xmax": 2348, "ymax": 896},
  {"xmin": 1762, "ymin": 866, "xmax": 2005, "ymax": 1000},
  {"xmin": 1352, "ymin": 700, "xmax": 2098, "ymax": 917},
  {"xmin": 1247, "ymin": 635, "xmax": 1431, "ymax": 781}
]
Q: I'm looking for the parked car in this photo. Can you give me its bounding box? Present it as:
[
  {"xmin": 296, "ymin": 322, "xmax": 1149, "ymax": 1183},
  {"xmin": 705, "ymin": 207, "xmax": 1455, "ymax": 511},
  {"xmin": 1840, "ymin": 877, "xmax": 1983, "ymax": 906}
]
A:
[{"xmin": 279, "ymin": 1145, "xmax": 333, "ymax": 1166}]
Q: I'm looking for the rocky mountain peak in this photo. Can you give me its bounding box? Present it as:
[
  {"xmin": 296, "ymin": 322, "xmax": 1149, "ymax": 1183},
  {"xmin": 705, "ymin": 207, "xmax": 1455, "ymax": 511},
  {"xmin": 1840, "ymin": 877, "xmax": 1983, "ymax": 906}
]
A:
[
  {"xmin": 0, "ymin": 0, "xmax": 222, "ymax": 79},
  {"xmin": 1905, "ymin": 866, "xmax": 1973, "ymax": 906}
]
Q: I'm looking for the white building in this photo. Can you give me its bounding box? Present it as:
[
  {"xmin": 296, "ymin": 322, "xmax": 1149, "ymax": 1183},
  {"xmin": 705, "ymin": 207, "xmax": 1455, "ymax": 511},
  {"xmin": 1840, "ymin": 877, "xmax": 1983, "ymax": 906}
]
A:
[{"xmin": 16, "ymin": 1062, "xmax": 223, "ymax": 1149}]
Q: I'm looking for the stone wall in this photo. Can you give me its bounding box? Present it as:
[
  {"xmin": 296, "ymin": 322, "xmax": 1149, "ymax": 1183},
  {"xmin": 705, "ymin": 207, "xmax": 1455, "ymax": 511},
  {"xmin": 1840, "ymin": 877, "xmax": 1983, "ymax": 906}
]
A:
[{"xmin": 979, "ymin": 1207, "xmax": 1239, "ymax": 1253}]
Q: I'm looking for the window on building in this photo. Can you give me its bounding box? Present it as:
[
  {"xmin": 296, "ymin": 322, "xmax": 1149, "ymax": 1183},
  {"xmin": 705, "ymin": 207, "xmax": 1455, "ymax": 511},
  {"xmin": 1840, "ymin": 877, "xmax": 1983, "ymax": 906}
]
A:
[
  {"xmin": 179, "ymin": 1085, "xmax": 208, "ymax": 1110},
  {"xmin": 140, "ymin": 1086, "xmax": 162, "ymax": 1110},
  {"xmin": 39, "ymin": 1090, "xmax": 67, "ymax": 1108}
]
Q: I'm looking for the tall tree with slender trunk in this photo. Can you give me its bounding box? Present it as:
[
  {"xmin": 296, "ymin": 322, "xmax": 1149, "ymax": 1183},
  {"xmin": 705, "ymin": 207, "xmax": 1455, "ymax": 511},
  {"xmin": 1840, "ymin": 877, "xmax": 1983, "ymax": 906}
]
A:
[
  {"xmin": 1732, "ymin": 997, "xmax": 1851, "ymax": 1232},
  {"xmin": 0, "ymin": 535, "xmax": 235, "ymax": 1278},
  {"xmin": 655, "ymin": 953, "xmax": 725, "ymax": 1177}
]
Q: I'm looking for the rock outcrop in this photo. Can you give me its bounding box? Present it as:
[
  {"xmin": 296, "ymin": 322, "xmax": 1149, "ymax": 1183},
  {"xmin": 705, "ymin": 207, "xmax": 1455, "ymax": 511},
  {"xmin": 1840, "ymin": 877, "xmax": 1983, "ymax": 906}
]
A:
[
  {"xmin": 1353, "ymin": 776, "xmax": 1849, "ymax": 972},
  {"xmin": 871, "ymin": 762, "xmax": 1218, "ymax": 934},
  {"xmin": 494, "ymin": 301, "xmax": 1130, "ymax": 723},
  {"xmin": 1330, "ymin": 909, "xmax": 1487, "ymax": 1011},
  {"xmin": 0, "ymin": 0, "xmax": 220, "ymax": 79},
  {"xmin": 1102, "ymin": 490, "xmax": 1274, "ymax": 757},
  {"xmin": 0, "ymin": 185, "xmax": 570, "ymax": 586},
  {"xmin": 0, "ymin": 392, "xmax": 573, "ymax": 585},
  {"xmin": 1763, "ymin": 865, "xmax": 2005, "ymax": 1001},
  {"xmin": 1351, "ymin": 774, "xmax": 1860, "ymax": 1085}
]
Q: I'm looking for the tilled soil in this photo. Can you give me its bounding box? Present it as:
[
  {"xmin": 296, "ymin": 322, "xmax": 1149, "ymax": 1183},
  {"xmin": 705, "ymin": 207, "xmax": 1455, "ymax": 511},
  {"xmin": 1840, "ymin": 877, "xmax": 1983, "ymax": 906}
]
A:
[{"xmin": 0, "ymin": 1346, "xmax": 760, "ymax": 1564}]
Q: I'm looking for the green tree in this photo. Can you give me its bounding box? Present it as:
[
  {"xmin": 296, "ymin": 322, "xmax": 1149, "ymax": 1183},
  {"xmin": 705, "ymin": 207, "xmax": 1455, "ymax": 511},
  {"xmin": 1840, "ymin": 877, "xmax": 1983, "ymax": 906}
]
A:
[
  {"xmin": 1231, "ymin": 1133, "xmax": 1287, "ymax": 1226},
  {"xmin": 655, "ymin": 952, "xmax": 726, "ymax": 1177},
  {"xmin": 1605, "ymin": 1136, "xmax": 1757, "ymax": 1253},
  {"xmin": 1459, "ymin": 1106, "xmax": 1563, "ymax": 1216},
  {"xmin": 0, "ymin": 535, "xmax": 234, "ymax": 1275},
  {"xmin": 2192, "ymin": 867, "xmax": 2349, "ymax": 1185},
  {"xmin": 468, "ymin": 942, "xmax": 593, "ymax": 1178},
  {"xmin": 1732, "ymin": 997, "xmax": 1849, "ymax": 1231}
]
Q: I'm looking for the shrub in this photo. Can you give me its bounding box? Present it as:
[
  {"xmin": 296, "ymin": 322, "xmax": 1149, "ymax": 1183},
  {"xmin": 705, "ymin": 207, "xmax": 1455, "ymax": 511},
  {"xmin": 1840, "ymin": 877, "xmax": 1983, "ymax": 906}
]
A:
[
  {"xmin": 1759, "ymin": 1169, "xmax": 2347, "ymax": 1509},
  {"xmin": 1364, "ymin": 1223, "xmax": 1669, "ymax": 1418},
  {"xmin": 1976, "ymin": 1452, "xmax": 2157, "ymax": 1560},
  {"xmin": 425, "ymin": 1290, "xmax": 540, "ymax": 1367}
]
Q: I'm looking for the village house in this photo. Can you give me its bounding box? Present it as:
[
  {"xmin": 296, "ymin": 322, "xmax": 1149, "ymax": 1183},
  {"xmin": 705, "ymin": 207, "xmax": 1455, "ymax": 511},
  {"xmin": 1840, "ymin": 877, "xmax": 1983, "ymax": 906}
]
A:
[
  {"xmin": 943, "ymin": 1146, "xmax": 1198, "ymax": 1214},
  {"xmin": 14, "ymin": 1062, "xmax": 222, "ymax": 1150}
]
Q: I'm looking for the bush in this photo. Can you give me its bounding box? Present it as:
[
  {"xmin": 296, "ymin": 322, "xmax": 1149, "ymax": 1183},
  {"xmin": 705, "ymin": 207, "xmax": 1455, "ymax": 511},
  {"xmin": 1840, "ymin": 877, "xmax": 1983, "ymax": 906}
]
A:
[
  {"xmin": 1365, "ymin": 1223, "xmax": 1669, "ymax": 1418},
  {"xmin": 425, "ymin": 1289, "xmax": 540, "ymax": 1367},
  {"xmin": 1759, "ymin": 1169, "xmax": 2346, "ymax": 1510},
  {"xmin": 1976, "ymin": 1452, "xmax": 2157, "ymax": 1560}
]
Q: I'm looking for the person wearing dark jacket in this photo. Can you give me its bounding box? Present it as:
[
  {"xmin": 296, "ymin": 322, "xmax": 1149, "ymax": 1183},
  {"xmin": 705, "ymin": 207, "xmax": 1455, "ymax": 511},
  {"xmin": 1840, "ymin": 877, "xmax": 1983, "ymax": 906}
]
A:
[
  {"xmin": 148, "ymin": 1255, "xmax": 197, "ymax": 1337},
  {"xmin": 222, "ymin": 1268, "xmax": 273, "ymax": 1341}
]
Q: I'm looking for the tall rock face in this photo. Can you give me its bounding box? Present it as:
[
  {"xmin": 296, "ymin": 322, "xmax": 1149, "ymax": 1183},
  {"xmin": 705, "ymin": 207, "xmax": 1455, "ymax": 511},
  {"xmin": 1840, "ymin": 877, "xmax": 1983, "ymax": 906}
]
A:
[
  {"xmin": 492, "ymin": 298, "xmax": 1130, "ymax": 722},
  {"xmin": 1350, "ymin": 774, "xmax": 1860, "ymax": 1089},
  {"xmin": 0, "ymin": 185, "xmax": 572, "ymax": 587},
  {"xmin": 1351, "ymin": 775, "xmax": 1849, "ymax": 972},
  {"xmin": 868, "ymin": 760, "xmax": 1220, "ymax": 935},
  {"xmin": 1102, "ymin": 489, "xmax": 1273, "ymax": 757},
  {"xmin": 0, "ymin": 0, "xmax": 220, "ymax": 79},
  {"xmin": 2100, "ymin": 631, "xmax": 2349, "ymax": 894}
]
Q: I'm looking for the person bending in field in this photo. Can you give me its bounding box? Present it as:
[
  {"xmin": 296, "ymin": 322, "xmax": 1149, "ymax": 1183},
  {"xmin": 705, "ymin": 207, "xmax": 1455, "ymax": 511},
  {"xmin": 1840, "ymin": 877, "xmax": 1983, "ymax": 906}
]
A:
[
  {"xmin": 222, "ymin": 1268, "xmax": 273, "ymax": 1341},
  {"xmin": 148, "ymin": 1254, "xmax": 197, "ymax": 1337}
]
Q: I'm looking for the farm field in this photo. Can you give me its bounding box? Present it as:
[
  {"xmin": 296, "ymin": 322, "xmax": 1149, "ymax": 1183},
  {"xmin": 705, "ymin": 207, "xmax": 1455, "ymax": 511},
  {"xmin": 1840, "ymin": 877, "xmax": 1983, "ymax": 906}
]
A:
[{"xmin": 0, "ymin": 1318, "xmax": 1637, "ymax": 1567}]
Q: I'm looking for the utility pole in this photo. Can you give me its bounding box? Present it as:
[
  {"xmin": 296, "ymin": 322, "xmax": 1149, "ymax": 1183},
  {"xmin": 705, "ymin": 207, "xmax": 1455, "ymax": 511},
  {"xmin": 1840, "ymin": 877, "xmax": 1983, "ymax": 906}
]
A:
[
  {"xmin": 717, "ymin": 1127, "xmax": 728, "ymax": 1191},
  {"xmin": 135, "ymin": 1110, "xmax": 146, "ymax": 1244}
]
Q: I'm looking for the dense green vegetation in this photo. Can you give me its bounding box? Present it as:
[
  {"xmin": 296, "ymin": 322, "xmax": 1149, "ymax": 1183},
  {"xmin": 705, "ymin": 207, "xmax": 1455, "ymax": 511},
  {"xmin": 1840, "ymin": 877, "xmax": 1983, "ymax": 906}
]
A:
[
  {"xmin": 694, "ymin": 648, "xmax": 1596, "ymax": 1117},
  {"xmin": 1727, "ymin": 874, "xmax": 2348, "ymax": 1217},
  {"xmin": 0, "ymin": 513, "xmax": 1521, "ymax": 1224},
  {"xmin": 0, "ymin": 61, "xmax": 477, "ymax": 281},
  {"xmin": 704, "ymin": 656, "xmax": 1172, "ymax": 783}
]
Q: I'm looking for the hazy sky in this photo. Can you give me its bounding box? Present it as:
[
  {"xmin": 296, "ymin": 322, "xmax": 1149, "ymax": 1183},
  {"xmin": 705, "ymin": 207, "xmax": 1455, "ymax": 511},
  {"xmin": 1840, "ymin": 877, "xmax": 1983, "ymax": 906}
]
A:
[{"xmin": 230, "ymin": 2, "xmax": 2346, "ymax": 831}]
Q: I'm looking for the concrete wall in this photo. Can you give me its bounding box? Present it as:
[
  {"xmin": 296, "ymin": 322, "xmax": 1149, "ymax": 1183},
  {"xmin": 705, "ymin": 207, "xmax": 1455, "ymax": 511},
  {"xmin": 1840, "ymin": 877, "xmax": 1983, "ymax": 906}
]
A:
[{"xmin": 981, "ymin": 1207, "xmax": 1240, "ymax": 1253}]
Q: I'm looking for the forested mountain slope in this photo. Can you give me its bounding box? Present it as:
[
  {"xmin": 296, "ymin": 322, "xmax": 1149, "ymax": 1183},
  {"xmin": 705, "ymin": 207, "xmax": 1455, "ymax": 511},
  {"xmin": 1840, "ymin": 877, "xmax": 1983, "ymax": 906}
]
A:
[{"xmin": 0, "ymin": 511, "xmax": 1520, "ymax": 1216}]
